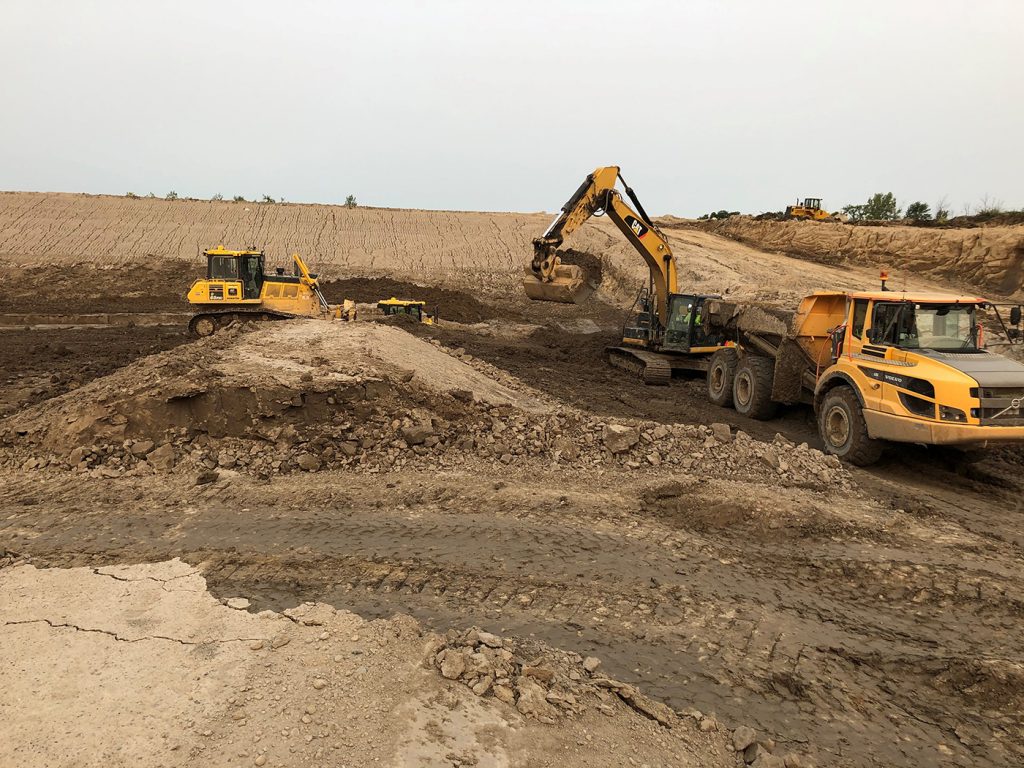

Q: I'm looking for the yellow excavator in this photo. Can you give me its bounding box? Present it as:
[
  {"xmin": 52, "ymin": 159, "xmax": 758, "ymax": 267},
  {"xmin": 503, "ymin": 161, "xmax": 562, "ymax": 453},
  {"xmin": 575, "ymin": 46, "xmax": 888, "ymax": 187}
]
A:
[
  {"xmin": 524, "ymin": 166, "xmax": 730, "ymax": 383},
  {"xmin": 186, "ymin": 246, "xmax": 354, "ymax": 337}
]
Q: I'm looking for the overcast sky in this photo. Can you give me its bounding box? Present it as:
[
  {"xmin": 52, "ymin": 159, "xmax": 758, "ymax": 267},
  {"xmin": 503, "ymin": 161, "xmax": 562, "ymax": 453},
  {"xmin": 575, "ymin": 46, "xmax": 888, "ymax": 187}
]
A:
[{"xmin": 2, "ymin": 1, "xmax": 1020, "ymax": 216}]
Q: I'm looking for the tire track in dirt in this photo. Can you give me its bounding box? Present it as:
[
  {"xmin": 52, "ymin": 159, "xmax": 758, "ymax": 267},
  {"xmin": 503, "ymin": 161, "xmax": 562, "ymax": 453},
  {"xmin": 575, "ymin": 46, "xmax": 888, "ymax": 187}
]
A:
[{"xmin": 2, "ymin": 470, "xmax": 1021, "ymax": 768}]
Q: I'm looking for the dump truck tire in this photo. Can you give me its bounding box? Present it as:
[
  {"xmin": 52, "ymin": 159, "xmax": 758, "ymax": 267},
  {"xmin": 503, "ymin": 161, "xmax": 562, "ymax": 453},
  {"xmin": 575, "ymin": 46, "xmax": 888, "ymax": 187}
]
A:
[
  {"xmin": 818, "ymin": 386, "xmax": 883, "ymax": 466},
  {"xmin": 707, "ymin": 349, "xmax": 738, "ymax": 407},
  {"xmin": 732, "ymin": 356, "xmax": 778, "ymax": 420}
]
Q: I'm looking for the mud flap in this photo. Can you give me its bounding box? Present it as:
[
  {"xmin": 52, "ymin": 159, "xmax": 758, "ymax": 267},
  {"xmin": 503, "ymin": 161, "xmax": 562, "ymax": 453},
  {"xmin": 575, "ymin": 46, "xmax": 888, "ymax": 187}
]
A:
[
  {"xmin": 523, "ymin": 265, "xmax": 595, "ymax": 304},
  {"xmin": 771, "ymin": 338, "xmax": 812, "ymax": 403}
]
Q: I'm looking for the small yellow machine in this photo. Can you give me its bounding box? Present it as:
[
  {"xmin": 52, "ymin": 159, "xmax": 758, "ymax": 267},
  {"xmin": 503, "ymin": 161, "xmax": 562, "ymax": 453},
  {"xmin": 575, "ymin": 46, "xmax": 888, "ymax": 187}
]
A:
[
  {"xmin": 784, "ymin": 198, "xmax": 834, "ymax": 221},
  {"xmin": 186, "ymin": 246, "xmax": 354, "ymax": 336},
  {"xmin": 376, "ymin": 297, "xmax": 436, "ymax": 325}
]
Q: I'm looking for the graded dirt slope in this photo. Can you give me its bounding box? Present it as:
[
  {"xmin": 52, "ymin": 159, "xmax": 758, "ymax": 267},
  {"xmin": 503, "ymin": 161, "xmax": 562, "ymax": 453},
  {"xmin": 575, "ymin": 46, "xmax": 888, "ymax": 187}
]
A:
[
  {"xmin": 684, "ymin": 216, "xmax": 1024, "ymax": 298},
  {"xmin": 0, "ymin": 191, "xmax": 995, "ymax": 311}
]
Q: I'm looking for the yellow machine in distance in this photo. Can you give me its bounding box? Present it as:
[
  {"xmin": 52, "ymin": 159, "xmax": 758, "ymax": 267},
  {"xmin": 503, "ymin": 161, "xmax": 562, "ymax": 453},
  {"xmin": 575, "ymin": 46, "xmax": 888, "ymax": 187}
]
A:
[
  {"xmin": 376, "ymin": 297, "xmax": 437, "ymax": 325},
  {"xmin": 784, "ymin": 198, "xmax": 835, "ymax": 221},
  {"xmin": 186, "ymin": 246, "xmax": 353, "ymax": 337}
]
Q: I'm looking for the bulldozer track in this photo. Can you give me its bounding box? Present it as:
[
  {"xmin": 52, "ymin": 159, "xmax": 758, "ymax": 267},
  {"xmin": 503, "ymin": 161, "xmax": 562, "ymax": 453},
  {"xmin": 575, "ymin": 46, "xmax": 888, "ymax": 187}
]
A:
[
  {"xmin": 607, "ymin": 347, "xmax": 673, "ymax": 386},
  {"xmin": 188, "ymin": 309, "xmax": 295, "ymax": 337}
]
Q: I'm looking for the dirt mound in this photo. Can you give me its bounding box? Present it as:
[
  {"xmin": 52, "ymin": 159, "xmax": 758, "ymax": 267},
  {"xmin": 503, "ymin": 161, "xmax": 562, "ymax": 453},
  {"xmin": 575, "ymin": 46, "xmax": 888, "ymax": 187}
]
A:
[
  {"xmin": 321, "ymin": 276, "xmax": 495, "ymax": 323},
  {"xmin": 692, "ymin": 216, "xmax": 1024, "ymax": 297},
  {"xmin": 0, "ymin": 319, "xmax": 850, "ymax": 492}
]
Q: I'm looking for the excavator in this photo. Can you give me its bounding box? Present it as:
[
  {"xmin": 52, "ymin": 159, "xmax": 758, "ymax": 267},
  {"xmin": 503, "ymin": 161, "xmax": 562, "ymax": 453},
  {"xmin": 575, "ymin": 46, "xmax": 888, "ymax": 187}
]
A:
[
  {"xmin": 186, "ymin": 246, "xmax": 354, "ymax": 337},
  {"xmin": 524, "ymin": 166, "xmax": 729, "ymax": 383}
]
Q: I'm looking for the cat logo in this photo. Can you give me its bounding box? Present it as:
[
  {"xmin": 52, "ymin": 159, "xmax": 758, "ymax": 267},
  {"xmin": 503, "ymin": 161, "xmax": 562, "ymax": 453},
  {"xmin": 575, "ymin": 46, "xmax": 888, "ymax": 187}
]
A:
[{"xmin": 625, "ymin": 215, "xmax": 648, "ymax": 239}]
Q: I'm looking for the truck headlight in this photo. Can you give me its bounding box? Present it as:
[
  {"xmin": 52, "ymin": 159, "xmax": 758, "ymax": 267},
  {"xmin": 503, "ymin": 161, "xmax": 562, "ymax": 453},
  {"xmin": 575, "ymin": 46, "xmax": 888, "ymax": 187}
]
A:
[{"xmin": 939, "ymin": 405, "xmax": 967, "ymax": 422}]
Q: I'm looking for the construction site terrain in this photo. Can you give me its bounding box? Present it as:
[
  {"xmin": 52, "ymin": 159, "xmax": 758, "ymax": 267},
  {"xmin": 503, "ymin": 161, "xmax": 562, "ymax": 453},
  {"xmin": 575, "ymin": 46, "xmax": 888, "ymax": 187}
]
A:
[{"xmin": 2, "ymin": 193, "xmax": 1023, "ymax": 768}]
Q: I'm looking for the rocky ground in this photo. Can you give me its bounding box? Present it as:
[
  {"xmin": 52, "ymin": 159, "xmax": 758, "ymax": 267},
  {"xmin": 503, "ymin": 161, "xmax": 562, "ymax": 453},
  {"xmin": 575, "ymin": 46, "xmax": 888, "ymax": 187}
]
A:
[
  {"xmin": 2, "ymin": 195, "xmax": 1023, "ymax": 767},
  {"xmin": 0, "ymin": 560, "xmax": 734, "ymax": 768}
]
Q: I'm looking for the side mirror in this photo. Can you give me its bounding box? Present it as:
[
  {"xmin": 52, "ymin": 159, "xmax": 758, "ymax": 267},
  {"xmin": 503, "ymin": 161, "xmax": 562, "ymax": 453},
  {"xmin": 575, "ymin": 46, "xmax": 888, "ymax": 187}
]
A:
[{"xmin": 1011, "ymin": 306, "xmax": 1022, "ymax": 326}]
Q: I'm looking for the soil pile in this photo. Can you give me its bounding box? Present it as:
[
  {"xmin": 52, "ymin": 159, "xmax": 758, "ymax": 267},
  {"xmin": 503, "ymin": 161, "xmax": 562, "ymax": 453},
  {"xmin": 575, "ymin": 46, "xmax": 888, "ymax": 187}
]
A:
[
  {"xmin": 690, "ymin": 216, "xmax": 1024, "ymax": 297},
  {"xmin": 0, "ymin": 319, "xmax": 850, "ymax": 491},
  {"xmin": 321, "ymin": 276, "xmax": 495, "ymax": 323}
]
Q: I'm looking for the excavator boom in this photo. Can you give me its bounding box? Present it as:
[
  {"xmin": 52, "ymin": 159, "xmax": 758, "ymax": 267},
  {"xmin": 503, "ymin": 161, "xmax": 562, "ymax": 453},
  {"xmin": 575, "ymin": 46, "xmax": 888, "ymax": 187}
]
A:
[{"xmin": 524, "ymin": 166, "xmax": 678, "ymax": 327}]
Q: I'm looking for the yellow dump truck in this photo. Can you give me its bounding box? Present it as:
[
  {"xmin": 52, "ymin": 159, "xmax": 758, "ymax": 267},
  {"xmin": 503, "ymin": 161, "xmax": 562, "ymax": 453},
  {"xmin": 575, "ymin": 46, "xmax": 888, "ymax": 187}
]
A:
[{"xmin": 703, "ymin": 290, "xmax": 1024, "ymax": 464}]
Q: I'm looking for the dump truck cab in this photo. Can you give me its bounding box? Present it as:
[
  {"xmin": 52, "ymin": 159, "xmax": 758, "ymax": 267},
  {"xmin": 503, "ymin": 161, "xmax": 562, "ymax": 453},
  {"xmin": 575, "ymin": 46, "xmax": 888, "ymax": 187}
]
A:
[{"xmin": 809, "ymin": 290, "xmax": 1024, "ymax": 461}]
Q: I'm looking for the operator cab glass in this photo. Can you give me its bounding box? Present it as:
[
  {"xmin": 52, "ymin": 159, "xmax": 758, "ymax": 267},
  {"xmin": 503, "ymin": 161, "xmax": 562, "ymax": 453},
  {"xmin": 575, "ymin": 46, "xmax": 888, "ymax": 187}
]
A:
[
  {"xmin": 239, "ymin": 254, "xmax": 264, "ymax": 300},
  {"xmin": 208, "ymin": 255, "xmax": 239, "ymax": 280},
  {"xmin": 870, "ymin": 302, "xmax": 980, "ymax": 351},
  {"xmin": 663, "ymin": 294, "xmax": 698, "ymax": 350}
]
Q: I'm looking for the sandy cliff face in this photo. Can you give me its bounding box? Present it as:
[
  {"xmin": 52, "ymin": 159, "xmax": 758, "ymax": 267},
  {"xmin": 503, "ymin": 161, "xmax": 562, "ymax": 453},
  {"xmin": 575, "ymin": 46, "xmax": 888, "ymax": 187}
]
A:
[{"xmin": 687, "ymin": 216, "xmax": 1024, "ymax": 298}]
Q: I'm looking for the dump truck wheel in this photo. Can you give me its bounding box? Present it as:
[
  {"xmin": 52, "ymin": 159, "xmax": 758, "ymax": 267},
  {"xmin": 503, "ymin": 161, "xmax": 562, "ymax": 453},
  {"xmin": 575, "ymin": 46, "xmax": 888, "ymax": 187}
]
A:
[
  {"xmin": 818, "ymin": 386, "xmax": 883, "ymax": 466},
  {"xmin": 732, "ymin": 356, "xmax": 778, "ymax": 420},
  {"xmin": 707, "ymin": 349, "xmax": 738, "ymax": 407}
]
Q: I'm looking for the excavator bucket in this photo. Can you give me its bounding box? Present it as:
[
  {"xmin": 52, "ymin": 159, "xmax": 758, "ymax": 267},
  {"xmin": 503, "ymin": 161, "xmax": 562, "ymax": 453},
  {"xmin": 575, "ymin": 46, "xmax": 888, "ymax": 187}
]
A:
[{"xmin": 522, "ymin": 264, "xmax": 595, "ymax": 304}]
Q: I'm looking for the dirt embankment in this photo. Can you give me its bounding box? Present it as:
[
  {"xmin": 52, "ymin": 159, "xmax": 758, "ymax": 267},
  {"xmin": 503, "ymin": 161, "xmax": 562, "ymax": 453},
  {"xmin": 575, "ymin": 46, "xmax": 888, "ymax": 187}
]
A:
[
  {"xmin": 683, "ymin": 217, "xmax": 1024, "ymax": 298},
  {"xmin": 0, "ymin": 192, "xmax": 630, "ymax": 294}
]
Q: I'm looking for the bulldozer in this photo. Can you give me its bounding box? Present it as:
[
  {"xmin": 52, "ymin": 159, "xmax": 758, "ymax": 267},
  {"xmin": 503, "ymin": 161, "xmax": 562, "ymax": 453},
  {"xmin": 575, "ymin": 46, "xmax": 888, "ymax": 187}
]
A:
[
  {"xmin": 524, "ymin": 165, "xmax": 730, "ymax": 383},
  {"xmin": 186, "ymin": 246, "xmax": 354, "ymax": 337},
  {"xmin": 784, "ymin": 198, "xmax": 836, "ymax": 221},
  {"xmin": 376, "ymin": 297, "xmax": 437, "ymax": 325}
]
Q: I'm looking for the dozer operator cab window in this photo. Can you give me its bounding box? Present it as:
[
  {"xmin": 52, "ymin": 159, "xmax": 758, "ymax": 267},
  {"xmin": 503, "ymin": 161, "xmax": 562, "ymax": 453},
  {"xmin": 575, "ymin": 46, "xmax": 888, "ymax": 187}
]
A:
[
  {"xmin": 208, "ymin": 255, "xmax": 239, "ymax": 281},
  {"xmin": 805, "ymin": 198, "xmax": 821, "ymax": 209},
  {"xmin": 239, "ymin": 254, "xmax": 264, "ymax": 300}
]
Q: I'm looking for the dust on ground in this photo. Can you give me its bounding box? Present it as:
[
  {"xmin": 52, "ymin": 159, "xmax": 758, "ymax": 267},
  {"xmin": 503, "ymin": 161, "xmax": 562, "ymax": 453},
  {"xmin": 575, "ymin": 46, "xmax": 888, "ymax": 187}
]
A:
[{"xmin": 2, "ymin": 316, "xmax": 1022, "ymax": 768}]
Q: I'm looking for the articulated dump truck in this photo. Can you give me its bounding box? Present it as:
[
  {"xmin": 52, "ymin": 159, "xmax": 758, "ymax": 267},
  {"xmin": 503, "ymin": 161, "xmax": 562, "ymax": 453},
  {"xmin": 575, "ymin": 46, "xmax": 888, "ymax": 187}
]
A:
[{"xmin": 702, "ymin": 290, "xmax": 1024, "ymax": 464}]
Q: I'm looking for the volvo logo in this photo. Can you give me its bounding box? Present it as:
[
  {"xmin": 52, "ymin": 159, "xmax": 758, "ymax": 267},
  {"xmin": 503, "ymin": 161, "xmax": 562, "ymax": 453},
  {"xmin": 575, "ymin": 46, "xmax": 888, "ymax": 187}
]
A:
[{"xmin": 1013, "ymin": 397, "xmax": 1022, "ymax": 409}]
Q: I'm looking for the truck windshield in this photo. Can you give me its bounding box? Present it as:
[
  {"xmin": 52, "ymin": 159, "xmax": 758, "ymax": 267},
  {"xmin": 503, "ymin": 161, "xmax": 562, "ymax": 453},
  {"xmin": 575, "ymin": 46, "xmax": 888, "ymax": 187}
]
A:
[{"xmin": 873, "ymin": 302, "xmax": 978, "ymax": 351}]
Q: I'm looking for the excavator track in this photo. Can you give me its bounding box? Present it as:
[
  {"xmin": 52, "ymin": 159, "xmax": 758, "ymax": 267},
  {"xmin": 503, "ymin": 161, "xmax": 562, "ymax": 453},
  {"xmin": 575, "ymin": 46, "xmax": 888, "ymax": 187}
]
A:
[
  {"xmin": 607, "ymin": 346, "xmax": 672, "ymax": 386},
  {"xmin": 188, "ymin": 310, "xmax": 296, "ymax": 338}
]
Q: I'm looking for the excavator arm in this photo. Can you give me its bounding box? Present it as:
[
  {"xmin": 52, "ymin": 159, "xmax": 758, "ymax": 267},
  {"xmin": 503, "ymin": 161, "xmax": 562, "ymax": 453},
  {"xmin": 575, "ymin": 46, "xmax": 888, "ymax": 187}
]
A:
[{"xmin": 525, "ymin": 166, "xmax": 678, "ymax": 326}]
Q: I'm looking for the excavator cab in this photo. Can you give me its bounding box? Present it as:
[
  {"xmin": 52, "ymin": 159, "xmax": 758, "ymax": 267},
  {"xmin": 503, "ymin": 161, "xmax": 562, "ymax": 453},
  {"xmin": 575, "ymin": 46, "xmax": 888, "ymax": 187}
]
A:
[{"xmin": 662, "ymin": 294, "xmax": 724, "ymax": 352}]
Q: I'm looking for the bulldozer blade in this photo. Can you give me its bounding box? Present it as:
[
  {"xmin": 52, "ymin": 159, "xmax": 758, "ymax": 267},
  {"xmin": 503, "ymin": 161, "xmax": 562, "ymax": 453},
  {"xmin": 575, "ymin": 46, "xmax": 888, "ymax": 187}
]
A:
[{"xmin": 522, "ymin": 265, "xmax": 595, "ymax": 304}]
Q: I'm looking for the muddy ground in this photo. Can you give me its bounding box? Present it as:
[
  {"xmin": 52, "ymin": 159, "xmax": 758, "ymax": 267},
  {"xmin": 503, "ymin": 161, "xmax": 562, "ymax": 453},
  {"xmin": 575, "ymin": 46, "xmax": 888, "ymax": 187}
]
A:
[{"xmin": 1, "ymin": 258, "xmax": 1022, "ymax": 768}]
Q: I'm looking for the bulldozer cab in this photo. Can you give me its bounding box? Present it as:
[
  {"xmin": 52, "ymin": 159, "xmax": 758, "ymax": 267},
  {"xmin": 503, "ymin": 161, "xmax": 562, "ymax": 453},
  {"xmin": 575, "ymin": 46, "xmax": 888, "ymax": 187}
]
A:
[
  {"xmin": 205, "ymin": 247, "xmax": 265, "ymax": 300},
  {"xmin": 377, "ymin": 298, "xmax": 434, "ymax": 324},
  {"xmin": 803, "ymin": 198, "xmax": 822, "ymax": 210}
]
